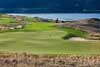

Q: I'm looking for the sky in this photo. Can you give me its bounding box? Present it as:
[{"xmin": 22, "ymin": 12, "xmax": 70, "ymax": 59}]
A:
[{"xmin": 0, "ymin": 0, "xmax": 100, "ymax": 13}]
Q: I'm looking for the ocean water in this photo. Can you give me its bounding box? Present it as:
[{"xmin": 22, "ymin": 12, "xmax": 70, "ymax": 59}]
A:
[{"xmin": 8, "ymin": 13, "xmax": 100, "ymax": 21}]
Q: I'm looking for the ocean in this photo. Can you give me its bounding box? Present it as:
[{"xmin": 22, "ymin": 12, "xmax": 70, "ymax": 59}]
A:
[{"xmin": 8, "ymin": 13, "xmax": 100, "ymax": 21}]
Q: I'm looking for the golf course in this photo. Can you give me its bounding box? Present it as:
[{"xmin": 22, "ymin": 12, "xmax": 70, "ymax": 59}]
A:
[
  {"xmin": 0, "ymin": 14, "xmax": 100, "ymax": 67},
  {"xmin": 0, "ymin": 14, "xmax": 99, "ymax": 55},
  {"xmin": 0, "ymin": 31, "xmax": 100, "ymax": 55},
  {"xmin": 0, "ymin": 22, "xmax": 98, "ymax": 55}
]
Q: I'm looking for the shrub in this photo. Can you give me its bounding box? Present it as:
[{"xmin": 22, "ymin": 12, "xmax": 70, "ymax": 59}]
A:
[{"xmin": 63, "ymin": 33, "xmax": 79, "ymax": 39}]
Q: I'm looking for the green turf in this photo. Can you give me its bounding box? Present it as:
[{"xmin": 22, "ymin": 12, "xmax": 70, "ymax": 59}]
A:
[
  {"xmin": 10, "ymin": 22, "xmax": 86, "ymax": 37},
  {"xmin": 0, "ymin": 18, "xmax": 16, "ymax": 24},
  {"xmin": 24, "ymin": 22, "xmax": 57, "ymax": 31},
  {"xmin": 0, "ymin": 31, "xmax": 100, "ymax": 55}
]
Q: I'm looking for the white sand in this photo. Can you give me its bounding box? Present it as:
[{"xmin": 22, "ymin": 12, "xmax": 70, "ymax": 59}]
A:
[{"xmin": 68, "ymin": 37, "xmax": 89, "ymax": 41}]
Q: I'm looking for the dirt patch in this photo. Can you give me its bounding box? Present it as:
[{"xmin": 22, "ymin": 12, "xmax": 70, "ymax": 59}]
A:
[{"xmin": 0, "ymin": 53, "xmax": 99, "ymax": 67}]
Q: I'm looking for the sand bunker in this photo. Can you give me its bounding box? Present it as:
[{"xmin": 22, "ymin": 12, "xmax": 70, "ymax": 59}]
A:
[{"xmin": 68, "ymin": 37, "xmax": 88, "ymax": 41}]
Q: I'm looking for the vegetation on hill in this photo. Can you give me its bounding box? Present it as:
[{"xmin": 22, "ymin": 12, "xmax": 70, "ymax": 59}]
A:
[{"xmin": 0, "ymin": 18, "xmax": 16, "ymax": 24}]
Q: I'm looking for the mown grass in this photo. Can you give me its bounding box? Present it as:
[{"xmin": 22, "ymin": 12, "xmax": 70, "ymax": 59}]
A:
[
  {"xmin": 7, "ymin": 22, "xmax": 87, "ymax": 37},
  {"xmin": 0, "ymin": 31, "xmax": 99, "ymax": 55},
  {"xmin": 24, "ymin": 22, "xmax": 57, "ymax": 31}
]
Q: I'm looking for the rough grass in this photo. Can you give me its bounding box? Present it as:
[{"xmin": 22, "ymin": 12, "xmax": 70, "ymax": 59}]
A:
[
  {"xmin": 60, "ymin": 27, "xmax": 88, "ymax": 38},
  {"xmin": 0, "ymin": 18, "xmax": 16, "ymax": 24},
  {"xmin": 0, "ymin": 53, "xmax": 100, "ymax": 67}
]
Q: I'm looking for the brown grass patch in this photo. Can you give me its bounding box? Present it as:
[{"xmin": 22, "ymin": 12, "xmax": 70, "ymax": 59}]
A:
[{"xmin": 0, "ymin": 53, "xmax": 100, "ymax": 67}]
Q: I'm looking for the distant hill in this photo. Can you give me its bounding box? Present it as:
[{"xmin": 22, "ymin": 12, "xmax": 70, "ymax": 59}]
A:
[
  {"xmin": 59, "ymin": 18, "xmax": 100, "ymax": 33},
  {"xmin": 57, "ymin": 18, "xmax": 100, "ymax": 40}
]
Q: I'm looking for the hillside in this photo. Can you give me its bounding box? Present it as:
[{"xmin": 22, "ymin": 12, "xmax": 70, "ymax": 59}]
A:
[
  {"xmin": 58, "ymin": 18, "xmax": 100, "ymax": 33},
  {"xmin": 57, "ymin": 18, "xmax": 100, "ymax": 40},
  {"xmin": 0, "ymin": 14, "xmax": 54, "ymax": 31}
]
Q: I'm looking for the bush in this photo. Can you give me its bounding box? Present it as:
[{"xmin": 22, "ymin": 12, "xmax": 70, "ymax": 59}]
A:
[{"xmin": 62, "ymin": 33, "xmax": 79, "ymax": 39}]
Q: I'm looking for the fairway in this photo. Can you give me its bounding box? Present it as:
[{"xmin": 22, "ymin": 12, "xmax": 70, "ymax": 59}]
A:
[{"xmin": 0, "ymin": 31, "xmax": 100, "ymax": 55}]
